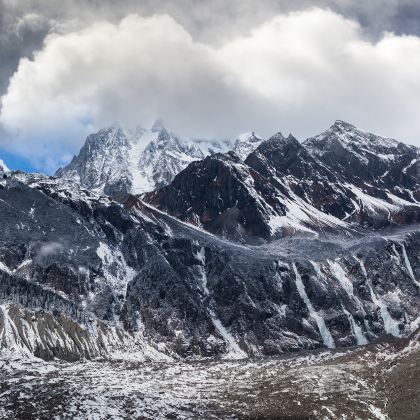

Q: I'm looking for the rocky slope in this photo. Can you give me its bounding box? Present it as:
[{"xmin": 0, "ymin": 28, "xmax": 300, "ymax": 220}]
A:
[
  {"xmin": 0, "ymin": 169, "xmax": 419, "ymax": 362},
  {"xmin": 145, "ymin": 122, "xmax": 420, "ymax": 242}
]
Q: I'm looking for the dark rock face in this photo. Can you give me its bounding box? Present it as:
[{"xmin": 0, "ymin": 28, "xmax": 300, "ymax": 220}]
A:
[
  {"xmin": 144, "ymin": 152, "xmax": 286, "ymax": 242},
  {"xmin": 0, "ymin": 171, "xmax": 418, "ymax": 361},
  {"xmin": 118, "ymin": 209, "xmax": 420, "ymax": 357},
  {"xmin": 246, "ymin": 133, "xmax": 311, "ymax": 177},
  {"xmin": 244, "ymin": 133, "xmax": 357, "ymax": 222}
]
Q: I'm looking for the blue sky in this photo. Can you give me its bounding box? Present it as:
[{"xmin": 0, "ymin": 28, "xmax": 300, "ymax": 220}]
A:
[{"xmin": 0, "ymin": 147, "xmax": 36, "ymax": 173}]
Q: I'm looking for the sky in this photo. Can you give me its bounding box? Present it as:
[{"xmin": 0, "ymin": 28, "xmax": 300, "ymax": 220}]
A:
[{"xmin": 1, "ymin": 0, "xmax": 420, "ymax": 173}]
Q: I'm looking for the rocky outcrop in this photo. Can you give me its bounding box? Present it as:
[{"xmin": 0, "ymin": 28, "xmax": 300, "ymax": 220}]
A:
[
  {"xmin": 144, "ymin": 152, "xmax": 286, "ymax": 242},
  {"xmin": 0, "ymin": 303, "xmax": 132, "ymax": 361}
]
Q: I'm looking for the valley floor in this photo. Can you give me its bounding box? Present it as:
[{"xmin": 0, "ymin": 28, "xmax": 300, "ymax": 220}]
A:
[{"xmin": 1, "ymin": 334, "xmax": 418, "ymax": 420}]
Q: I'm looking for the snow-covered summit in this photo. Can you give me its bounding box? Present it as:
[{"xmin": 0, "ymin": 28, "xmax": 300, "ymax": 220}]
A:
[
  {"xmin": 303, "ymin": 121, "xmax": 420, "ymax": 192},
  {"xmin": 56, "ymin": 121, "xmax": 205, "ymax": 195},
  {"xmin": 232, "ymin": 131, "xmax": 265, "ymax": 161},
  {"xmin": 305, "ymin": 120, "xmax": 401, "ymax": 157},
  {"xmin": 134, "ymin": 123, "xmax": 205, "ymax": 193},
  {"xmin": 55, "ymin": 126, "xmax": 133, "ymax": 196},
  {"xmin": 56, "ymin": 122, "xmax": 269, "ymax": 195},
  {"xmin": 151, "ymin": 119, "xmax": 166, "ymax": 133}
]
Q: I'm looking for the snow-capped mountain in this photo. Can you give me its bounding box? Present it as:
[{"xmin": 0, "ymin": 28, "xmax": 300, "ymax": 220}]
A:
[
  {"xmin": 55, "ymin": 126, "xmax": 133, "ymax": 196},
  {"xmin": 232, "ymin": 131, "xmax": 265, "ymax": 160},
  {"xmin": 305, "ymin": 120, "xmax": 420, "ymax": 200},
  {"xmin": 55, "ymin": 122, "xmax": 205, "ymax": 195},
  {"xmin": 56, "ymin": 122, "xmax": 265, "ymax": 195},
  {"xmin": 133, "ymin": 120, "xmax": 205, "ymax": 193}
]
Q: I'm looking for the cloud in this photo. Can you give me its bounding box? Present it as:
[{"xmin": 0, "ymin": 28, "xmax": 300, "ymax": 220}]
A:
[
  {"xmin": 2, "ymin": 1, "xmax": 420, "ymax": 98},
  {"xmin": 0, "ymin": 2, "xmax": 51, "ymax": 94},
  {"xmin": 1, "ymin": 8, "xmax": 420, "ymax": 171},
  {"xmin": 38, "ymin": 241, "xmax": 64, "ymax": 257},
  {"xmin": 0, "ymin": 13, "xmax": 275, "ymax": 169},
  {"xmin": 218, "ymin": 9, "xmax": 420, "ymax": 141}
]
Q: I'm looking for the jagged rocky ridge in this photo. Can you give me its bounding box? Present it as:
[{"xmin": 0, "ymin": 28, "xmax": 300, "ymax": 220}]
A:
[
  {"xmin": 55, "ymin": 121, "xmax": 257, "ymax": 196},
  {"xmin": 145, "ymin": 121, "xmax": 420, "ymax": 242},
  {"xmin": 0, "ymin": 165, "xmax": 419, "ymax": 361}
]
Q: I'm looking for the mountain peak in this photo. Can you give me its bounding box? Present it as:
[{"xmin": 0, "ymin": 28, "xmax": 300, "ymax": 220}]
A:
[
  {"xmin": 246, "ymin": 131, "xmax": 303, "ymax": 174},
  {"xmin": 236, "ymin": 131, "xmax": 262, "ymax": 143},
  {"xmin": 266, "ymin": 131, "xmax": 299, "ymax": 146},
  {"xmin": 57, "ymin": 122, "xmax": 209, "ymax": 195},
  {"xmin": 331, "ymin": 120, "xmax": 357, "ymax": 131},
  {"xmin": 232, "ymin": 132, "xmax": 265, "ymax": 160},
  {"xmin": 269, "ymin": 131, "xmax": 286, "ymax": 140},
  {"xmin": 85, "ymin": 126, "xmax": 127, "ymax": 149},
  {"xmin": 151, "ymin": 119, "xmax": 166, "ymax": 133}
]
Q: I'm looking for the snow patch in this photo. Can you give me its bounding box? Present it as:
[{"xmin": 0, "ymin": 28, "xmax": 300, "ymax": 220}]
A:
[
  {"xmin": 342, "ymin": 306, "xmax": 368, "ymax": 346},
  {"xmin": 0, "ymin": 261, "xmax": 12, "ymax": 275},
  {"xmin": 400, "ymin": 243, "xmax": 420, "ymax": 288},
  {"xmin": 292, "ymin": 263, "xmax": 335, "ymax": 348},
  {"xmin": 211, "ymin": 316, "xmax": 246, "ymax": 360},
  {"xmin": 96, "ymin": 242, "xmax": 137, "ymax": 296},
  {"xmin": 355, "ymin": 256, "xmax": 400, "ymax": 337},
  {"xmin": 194, "ymin": 246, "xmax": 209, "ymax": 295},
  {"xmin": 328, "ymin": 260, "xmax": 354, "ymax": 296}
]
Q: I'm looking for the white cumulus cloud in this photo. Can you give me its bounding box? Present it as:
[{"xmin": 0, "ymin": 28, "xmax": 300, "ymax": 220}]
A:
[{"xmin": 1, "ymin": 8, "xmax": 420, "ymax": 171}]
